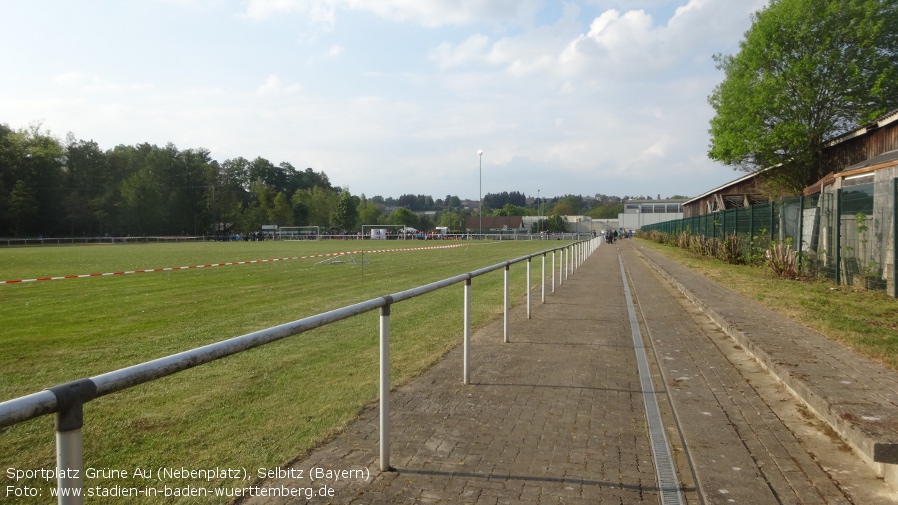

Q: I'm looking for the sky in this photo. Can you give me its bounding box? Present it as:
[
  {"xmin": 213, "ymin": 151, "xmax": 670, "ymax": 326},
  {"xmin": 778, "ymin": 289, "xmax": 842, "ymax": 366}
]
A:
[{"xmin": 1, "ymin": 0, "xmax": 769, "ymax": 202}]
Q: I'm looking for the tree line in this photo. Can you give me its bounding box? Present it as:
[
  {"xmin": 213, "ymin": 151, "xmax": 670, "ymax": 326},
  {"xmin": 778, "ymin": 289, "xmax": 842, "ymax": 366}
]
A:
[{"xmin": 1, "ymin": 123, "xmax": 660, "ymax": 238}]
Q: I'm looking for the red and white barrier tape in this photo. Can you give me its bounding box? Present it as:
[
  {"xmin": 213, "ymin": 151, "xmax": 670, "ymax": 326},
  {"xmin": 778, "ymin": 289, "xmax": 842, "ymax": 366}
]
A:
[{"xmin": 2, "ymin": 244, "xmax": 466, "ymax": 284}]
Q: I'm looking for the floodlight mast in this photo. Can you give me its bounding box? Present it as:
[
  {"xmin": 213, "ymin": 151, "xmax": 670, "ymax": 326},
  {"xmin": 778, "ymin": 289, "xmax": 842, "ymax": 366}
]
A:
[{"xmin": 478, "ymin": 150, "xmax": 483, "ymax": 238}]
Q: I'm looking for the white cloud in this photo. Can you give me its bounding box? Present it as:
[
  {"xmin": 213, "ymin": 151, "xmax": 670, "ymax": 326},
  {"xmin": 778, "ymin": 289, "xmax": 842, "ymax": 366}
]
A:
[
  {"xmin": 243, "ymin": 0, "xmax": 304, "ymax": 19},
  {"xmin": 637, "ymin": 135, "xmax": 670, "ymax": 162},
  {"xmin": 255, "ymin": 74, "xmax": 302, "ymax": 95},
  {"xmin": 309, "ymin": 44, "xmax": 345, "ymax": 63},
  {"xmin": 52, "ymin": 72, "xmax": 151, "ymax": 93},
  {"xmin": 560, "ymin": 9, "xmax": 675, "ymax": 78},
  {"xmin": 242, "ymin": 0, "xmax": 542, "ymax": 27},
  {"xmin": 429, "ymin": 34, "xmax": 490, "ymax": 69},
  {"xmin": 54, "ymin": 72, "xmax": 86, "ymax": 86},
  {"xmin": 242, "ymin": 0, "xmax": 338, "ymax": 32},
  {"xmin": 326, "ymin": 44, "xmax": 344, "ymax": 58},
  {"xmin": 344, "ymin": 0, "xmax": 543, "ymax": 27}
]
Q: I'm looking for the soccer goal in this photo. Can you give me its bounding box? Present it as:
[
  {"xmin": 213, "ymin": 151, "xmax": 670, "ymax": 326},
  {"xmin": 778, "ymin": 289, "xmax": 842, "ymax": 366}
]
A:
[
  {"xmin": 362, "ymin": 224, "xmax": 410, "ymax": 240},
  {"xmin": 279, "ymin": 226, "xmax": 320, "ymax": 241}
]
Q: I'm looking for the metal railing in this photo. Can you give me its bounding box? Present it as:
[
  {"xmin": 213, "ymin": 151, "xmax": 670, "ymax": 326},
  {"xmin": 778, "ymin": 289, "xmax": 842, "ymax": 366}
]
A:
[{"xmin": 0, "ymin": 237, "xmax": 601, "ymax": 504}]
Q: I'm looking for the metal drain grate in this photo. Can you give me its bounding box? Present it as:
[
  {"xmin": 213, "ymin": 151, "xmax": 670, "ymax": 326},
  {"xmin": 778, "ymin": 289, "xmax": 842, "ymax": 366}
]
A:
[{"xmin": 619, "ymin": 256, "xmax": 684, "ymax": 505}]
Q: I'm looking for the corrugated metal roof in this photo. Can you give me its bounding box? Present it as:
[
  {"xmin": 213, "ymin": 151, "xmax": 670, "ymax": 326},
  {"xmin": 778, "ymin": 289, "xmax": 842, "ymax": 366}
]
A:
[
  {"xmin": 825, "ymin": 108, "xmax": 898, "ymax": 146},
  {"xmin": 682, "ymin": 166, "xmax": 773, "ymax": 205}
]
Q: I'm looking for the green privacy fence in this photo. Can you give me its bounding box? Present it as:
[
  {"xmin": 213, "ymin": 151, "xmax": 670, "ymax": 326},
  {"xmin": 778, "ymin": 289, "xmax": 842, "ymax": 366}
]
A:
[{"xmin": 641, "ymin": 179, "xmax": 898, "ymax": 297}]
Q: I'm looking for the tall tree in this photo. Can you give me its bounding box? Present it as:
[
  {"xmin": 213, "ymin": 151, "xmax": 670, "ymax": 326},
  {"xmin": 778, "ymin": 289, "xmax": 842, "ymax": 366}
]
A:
[
  {"xmin": 331, "ymin": 189, "xmax": 359, "ymax": 231},
  {"xmin": 387, "ymin": 207, "xmax": 418, "ymax": 228},
  {"xmin": 708, "ymin": 0, "xmax": 898, "ymax": 194},
  {"xmin": 64, "ymin": 137, "xmax": 107, "ymax": 235},
  {"xmin": 8, "ymin": 180, "xmax": 38, "ymax": 236},
  {"xmin": 120, "ymin": 167, "xmax": 164, "ymax": 235},
  {"xmin": 18, "ymin": 126, "xmax": 66, "ymax": 235},
  {"xmin": 437, "ymin": 210, "xmax": 466, "ymax": 230},
  {"xmin": 269, "ymin": 192, "xmax": 294, "ymax": 227},
  {"xmin": 292, "ymin": 186, "xmax": 337, "ymax": 228},
  {"xmin": 357, "ymin": 194, "xmax": 383, "ymax": 226}
]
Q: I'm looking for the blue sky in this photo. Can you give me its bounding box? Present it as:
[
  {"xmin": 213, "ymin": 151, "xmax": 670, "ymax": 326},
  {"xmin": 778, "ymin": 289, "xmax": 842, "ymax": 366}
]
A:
[{"xmin": 1, "ymin": 0, "xmax": 768, "ymax": 201}]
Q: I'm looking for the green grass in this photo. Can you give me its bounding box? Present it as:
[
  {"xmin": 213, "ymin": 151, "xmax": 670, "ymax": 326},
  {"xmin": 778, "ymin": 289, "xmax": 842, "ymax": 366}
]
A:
[
  {"xmin": 635, "ymin": 238, "xmax": 898, "ymax": 370},
  {"xmin": 0, "ymin": 239, "xmax": 569, "ymax": 503}
]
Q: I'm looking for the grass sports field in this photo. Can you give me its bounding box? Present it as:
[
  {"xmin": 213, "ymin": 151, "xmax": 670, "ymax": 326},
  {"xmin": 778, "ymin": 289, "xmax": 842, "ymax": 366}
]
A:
[{"xmin": 0, "ymin": 238, "xmax": 571, "ymax": 503}]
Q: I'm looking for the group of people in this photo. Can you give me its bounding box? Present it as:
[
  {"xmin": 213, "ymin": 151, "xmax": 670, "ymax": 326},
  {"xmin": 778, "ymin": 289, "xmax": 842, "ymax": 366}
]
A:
[{"xmin": 603, "ymin": 228, "xmax": 632, "ymax": 244}]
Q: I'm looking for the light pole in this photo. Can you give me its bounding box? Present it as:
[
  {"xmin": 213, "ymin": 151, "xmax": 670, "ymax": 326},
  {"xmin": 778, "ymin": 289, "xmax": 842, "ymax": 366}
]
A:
[
  {"xmin": 478, "ymin": 150, "xmax": 483, "ymax": 238},
  {"xmin": 537, "ymin": 189, "xmax": 541, "ymax": 237}
]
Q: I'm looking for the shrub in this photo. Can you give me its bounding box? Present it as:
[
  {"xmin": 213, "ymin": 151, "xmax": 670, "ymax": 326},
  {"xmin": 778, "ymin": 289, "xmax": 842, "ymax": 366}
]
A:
[
  {"xmin": 720, "ymin": 233, "xmax": 745, "ymax": 264},
  {"xmin": 766, "ymin": 242, "xmax": 799, "ymax": 279}
]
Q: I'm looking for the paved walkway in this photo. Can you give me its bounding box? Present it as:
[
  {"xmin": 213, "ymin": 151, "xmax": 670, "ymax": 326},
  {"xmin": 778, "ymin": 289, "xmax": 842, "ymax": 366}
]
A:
[
  {"xmin": 631, "ymin": 240, "xmax": 898, "ymax": 488},
  {"xmin": 243, "ymin": 240, "xmax": 898, "ymax": 504}
]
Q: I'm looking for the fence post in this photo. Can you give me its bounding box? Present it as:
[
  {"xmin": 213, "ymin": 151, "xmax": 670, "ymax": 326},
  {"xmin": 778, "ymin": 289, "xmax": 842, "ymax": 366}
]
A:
[
  {"xmin": 48, "ymin": 379, "xmax": 97, "ymax": 505},
  {"xmin": 893, "ymin": 179, "xmax": 897, "ymax": 298},
  {"xmin": 722, "ymin": 209, "xmax": 727, "ymax": 238},
  {"xmin": 503, "ymin": 265, "xmax": 510, "ymax": 343},
  {"xmin": 464, "ymin": 278, "xmax": 471, "ymax": 384},
  {"xmin": 379, "ymin": 299, "xmax": 392, "ymax": 471},
  {"xmin": 749, "ymin": 204, "xmax": 754, "ymax": 239},
  {"xmin": 541, "ymin": 253, "xmax": 546, "ymax": 303},
  {"xmin": 797, "ymin": 195, "xmax": 805, "ymax": 272},
  {"xmin": 770, "ymin": 201, "xmax": 775, "ymax": 244},
  {"xmin": 835, "ymin": 188, "xmax": 842, "ymax": 285}
]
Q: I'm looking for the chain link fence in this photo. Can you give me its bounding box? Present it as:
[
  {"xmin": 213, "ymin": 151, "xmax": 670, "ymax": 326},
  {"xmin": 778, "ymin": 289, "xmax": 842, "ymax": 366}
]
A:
[{"xmin": 641, "ymin": 180, "xmax": 897, "ymax": 297}]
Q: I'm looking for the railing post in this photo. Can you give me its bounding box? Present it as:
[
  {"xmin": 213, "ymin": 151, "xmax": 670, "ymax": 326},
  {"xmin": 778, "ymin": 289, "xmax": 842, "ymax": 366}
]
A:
[
  {"xmin": 552, "ymin": 250, "xmax": 556, "ymax": 292},
  {"xmin": 526, "ymin": 258, "xmax": 532, "ymax": 319},
  {"xmin": 463, "ymin": 278, "xmax": 472, "ymax": 384},
  {"xmin": 541, "ymin": 253, "xmax": 546, "ymax": 303},
  {"xmin": 379, "ymin": 298, "xmax": 392, "ymax": 472},
  {"xmin": 559, "ymin": 248, "xmax": 564, "ymax": 286},
  {"xmin": 565, "ymin": 246, "xmax": 570, "ymax": 280},
  {"xmin": 568, "ymin": 245, "xmax": 572, "ymax": 278},
  {"xmin": 503, "ymin": 264, "xmax": 510, "ymax": 343},
  {"xmin": 48, "ymin": 379, "xmax": 97, "ymax": 505}
]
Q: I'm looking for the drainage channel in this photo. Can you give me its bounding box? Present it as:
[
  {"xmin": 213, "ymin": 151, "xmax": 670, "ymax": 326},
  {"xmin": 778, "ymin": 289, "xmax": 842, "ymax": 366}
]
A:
[{"xmin": 618, "ymin": 255, "xmax": 684, "ymax": 505}]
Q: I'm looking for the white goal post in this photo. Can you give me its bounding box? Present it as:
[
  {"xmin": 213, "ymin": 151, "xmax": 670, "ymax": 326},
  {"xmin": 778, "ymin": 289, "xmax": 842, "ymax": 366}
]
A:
[
  {"xmin": 278, "ymin": 226, "xmax": 320, "ymax": 241},
  {"xmin": 362, "ymin": 224, "xmax": 410, "ymax": 240}
]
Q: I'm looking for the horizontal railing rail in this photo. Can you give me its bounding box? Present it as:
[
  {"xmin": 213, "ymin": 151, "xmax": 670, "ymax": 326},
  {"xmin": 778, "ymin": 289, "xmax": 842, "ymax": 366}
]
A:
[{"xmin": 0, "ymin": 237, "xmax": 601, "ymax": 504}]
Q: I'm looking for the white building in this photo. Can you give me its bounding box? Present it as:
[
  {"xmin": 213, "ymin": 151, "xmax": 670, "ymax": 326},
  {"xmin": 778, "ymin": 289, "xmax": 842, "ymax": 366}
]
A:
[{"xmin": 617, "ymin": 199, "xmax": 686, "ymax": 230}]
